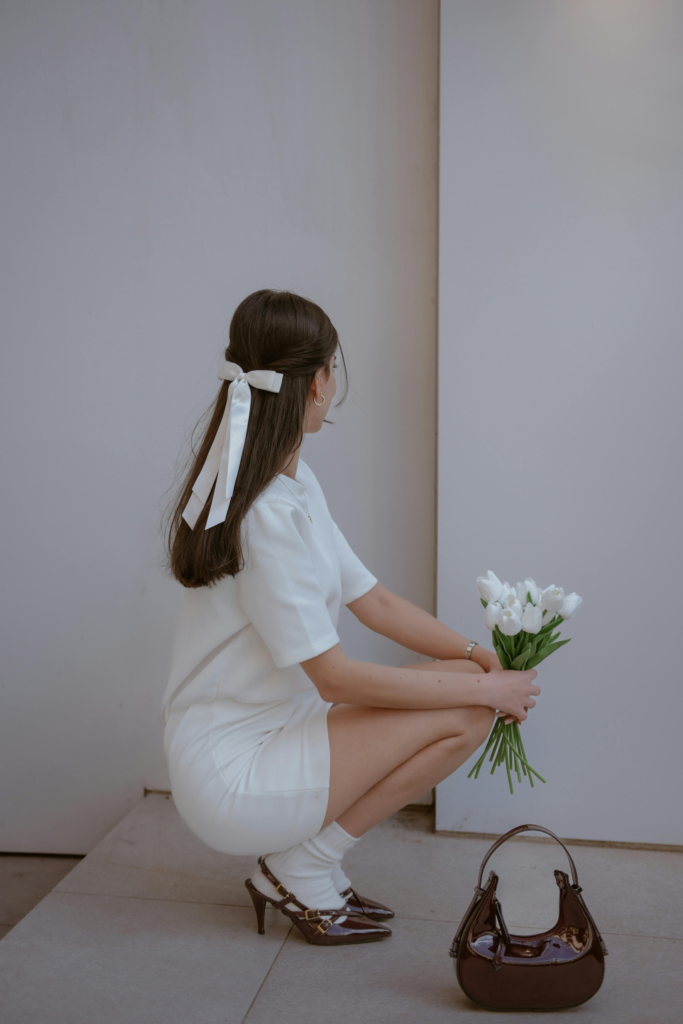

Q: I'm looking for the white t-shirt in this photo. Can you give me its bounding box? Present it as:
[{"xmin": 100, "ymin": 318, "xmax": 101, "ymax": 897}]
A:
[{"xmin": 160, "ymin": 459, "xmax": 377, "ymax": 725}]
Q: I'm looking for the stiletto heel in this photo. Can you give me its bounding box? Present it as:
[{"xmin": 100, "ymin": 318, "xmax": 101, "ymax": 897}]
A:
[
  {"xmin": 243, "ymin": 857, "xmax": 391, "ymax": 946},
  {"xmin": 245, "ymin": 879, "xmax": 268, "ymax": 934}
]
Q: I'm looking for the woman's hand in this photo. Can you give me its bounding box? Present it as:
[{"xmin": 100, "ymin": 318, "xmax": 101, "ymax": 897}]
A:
[
  {"xmin": 483, "ymin": 669, "xmax": 540, "ymax": 722},
  {"xmin": 471, "ymin": 647, "xmax": 502, "ymax": 673}
]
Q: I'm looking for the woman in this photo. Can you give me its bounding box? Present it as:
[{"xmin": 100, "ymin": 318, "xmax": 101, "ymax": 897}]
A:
[{"xmin": 162, "ymin": 289, "xmax": 539, "ymax": 947}]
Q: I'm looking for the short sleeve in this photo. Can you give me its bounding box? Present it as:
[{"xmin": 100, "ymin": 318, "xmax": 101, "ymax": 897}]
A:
[
  {"xmin": 236, "ymin": 502, "xmax": 340, "ymax": 668},
  {"xmin": 331, "ymin": 521, "xmax": 378, "ymax": 606}
]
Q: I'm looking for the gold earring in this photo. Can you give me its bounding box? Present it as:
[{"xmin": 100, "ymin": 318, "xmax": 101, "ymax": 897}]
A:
[{"xmin": 313, "ymin": 395, "xmax": 325, "ymax": 406}]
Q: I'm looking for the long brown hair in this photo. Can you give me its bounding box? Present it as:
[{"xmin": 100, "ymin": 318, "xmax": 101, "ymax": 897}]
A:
[{"xmin": 165, "ymin": 290, "xmax": 346, "ymax": 588}]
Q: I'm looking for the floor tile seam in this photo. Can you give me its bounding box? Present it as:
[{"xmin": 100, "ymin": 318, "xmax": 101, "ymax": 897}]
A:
[{"xmin": 241, "ymin": 925, "xmax": 293, "ymax": 1023}]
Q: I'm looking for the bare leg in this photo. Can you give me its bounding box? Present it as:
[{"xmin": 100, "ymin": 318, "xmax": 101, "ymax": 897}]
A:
[{"xmin": 323, "ymin": 659, "xmax": 495, "ymax": 835}]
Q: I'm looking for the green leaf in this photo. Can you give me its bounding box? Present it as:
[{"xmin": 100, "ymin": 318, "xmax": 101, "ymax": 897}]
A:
[
  {"xmin": 536, "ymin": 625, "xmax": 562, "ymax": 650},
  {"xmin": 536, "ymin": 616, "xmax": 560, "ymax": 637},
  {"xmin": 495, "ymin": 643, "xmax": 511, "ymax": 670},
  {"xmin": 494, "ymin": 626, "xmax": 514, "ymax": 658},
  {"xmin": 511, "ymin": 644, "xmax": 532, "ymax": 670},
  {"xmin": 525, "ymin": 638, "xmax": 571, "ymax": 669},
  {"xmin": 480, "ymin": 598, "xmax": 488, "ymax": 608}
]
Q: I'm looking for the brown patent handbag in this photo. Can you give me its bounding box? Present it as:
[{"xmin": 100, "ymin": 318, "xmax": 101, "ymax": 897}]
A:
[{"xmin": 450, "ymin": 824, "xmax": 608, "ymax": 1012}]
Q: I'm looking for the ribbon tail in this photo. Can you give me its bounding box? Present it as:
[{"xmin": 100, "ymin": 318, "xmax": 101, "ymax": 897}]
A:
[
  {"xmin": 182, "ymin": 400, "xmax": 231, "ymax": 529},
  {"xmin": 225, "ymin": 384, "xmax": 251, "ymax": 499},
  {"xmin": 181, "ymin": 492, "xmax": 205, "ymax": 530},
  {"xmin": 205, "ymin": 381, "xmax": 251, "ymax": 529}
]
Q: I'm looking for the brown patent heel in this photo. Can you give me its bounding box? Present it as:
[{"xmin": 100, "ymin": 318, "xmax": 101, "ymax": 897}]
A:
[
  {"xmin": 244, "ymin": 856, "xmax": 391, "ymax": 946},
  {"xmin": 245, "ymin": 879, "xmax": 268, "ymax": 934}
]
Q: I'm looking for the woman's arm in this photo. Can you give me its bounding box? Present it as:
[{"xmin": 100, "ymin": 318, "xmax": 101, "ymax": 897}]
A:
[
  {"xmin": 300, "ymin": 644, "xmax": 538, "ymax": 720},
  {"xmin": 347, "ymin": 583, "xmax": 500, "ymax": 672}
]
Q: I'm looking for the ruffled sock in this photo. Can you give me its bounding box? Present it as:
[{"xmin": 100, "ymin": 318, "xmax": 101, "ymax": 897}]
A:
[
  {"xmin": 331, "ymin": 859, "xmax": 352, "ymax": 895},
  {"xmin": 251, "ymin": 821, "xmax": 359, "ymax": 919}
]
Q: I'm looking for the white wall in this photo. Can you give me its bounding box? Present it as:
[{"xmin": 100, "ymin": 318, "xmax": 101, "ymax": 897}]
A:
[
  {"xmin": 437, "ymin": 0, "xmax": 683, "ymax": 844},
  {"xmin": 0, "ymin": 0, "xmax": 438, "ymax": 853}
]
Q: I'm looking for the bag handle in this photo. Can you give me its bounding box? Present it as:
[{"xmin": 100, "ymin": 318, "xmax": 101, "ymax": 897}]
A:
[{"xmin": 477, "ymin": 823, "xmax": 580, "ymax": 889}]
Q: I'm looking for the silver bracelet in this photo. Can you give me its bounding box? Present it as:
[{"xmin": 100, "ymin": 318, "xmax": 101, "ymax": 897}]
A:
[{"xmin": 464, "ymin": 640, "xmax": 478, "ymax": 660}]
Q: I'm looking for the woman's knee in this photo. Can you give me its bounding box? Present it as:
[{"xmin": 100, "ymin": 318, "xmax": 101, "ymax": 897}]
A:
[
  {"xmin": 438, "ymin": 704, "xmax": 495, "ymax": 751},
  {"xmin": 465, "ymin": 704, "xmax": 496, "ymax": 742}
]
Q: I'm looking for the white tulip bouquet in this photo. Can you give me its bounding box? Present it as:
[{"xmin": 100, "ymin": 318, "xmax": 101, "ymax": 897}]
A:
[{"xmin": 469, "ymin": 570, "xmax": 582, "ymax": 794}]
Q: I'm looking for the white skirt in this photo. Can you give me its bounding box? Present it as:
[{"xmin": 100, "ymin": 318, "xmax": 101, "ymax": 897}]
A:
[{"xmin": 164, "ymin": 690, "xmax": 332, "ymax": 856}]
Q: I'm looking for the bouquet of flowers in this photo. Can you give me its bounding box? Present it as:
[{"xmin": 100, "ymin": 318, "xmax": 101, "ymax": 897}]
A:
[{"xmin": 469, "ymin": 570, "xmax": 582, "ymax": 794}]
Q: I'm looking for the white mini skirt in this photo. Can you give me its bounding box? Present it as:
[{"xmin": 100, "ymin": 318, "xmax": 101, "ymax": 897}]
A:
[{"xmin": 164, "ymin": 690, "xmax": 332, "ymax": 856}]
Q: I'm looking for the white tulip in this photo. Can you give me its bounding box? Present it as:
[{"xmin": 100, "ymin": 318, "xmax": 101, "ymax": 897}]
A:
[
  {"xmin": 500, "ymin": 581, "xmax": 515, "ymax": 603},
  {"xmin": 477, "ymin": 570, "xmax": 503, "ymax": 604},
  {"xmin": 484, "ymin": 601, "xmax": 502, "ymax": 630},
  {"xmin": 520, "ymin": 602, "xmax": 543, "ymax": 634},
  {"xmin": 515, "ymin": 582, "xmax": 527, "ymax": 605},
  {"xmin": 524, "ymin": 578, "xmax": 540, "ymax": 605},
  {"xmin": 559, "ymin": 592, "xmax": 582, "ymax": 620},
  {"xmin": 499, "ymin": 607, "xmax": 522, "ymax": 636},
  {"xmin": 541, "ymin": 585, "xmax": 565, "ymax": 614},
  {"xmin": 504, "ymin": 594, "xmax": 523, "ymax": 619}
]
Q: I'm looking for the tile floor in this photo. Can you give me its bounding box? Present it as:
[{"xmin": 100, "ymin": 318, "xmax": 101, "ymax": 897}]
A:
[{"xmin": 0, "ymin": 794, "xmax": 681, "ymax": 1023}]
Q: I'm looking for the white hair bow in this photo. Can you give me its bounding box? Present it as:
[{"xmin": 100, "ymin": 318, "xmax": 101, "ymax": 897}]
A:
[{"xmin": 182, "ymin": 360, "xmax": 284, "ymax": 530}]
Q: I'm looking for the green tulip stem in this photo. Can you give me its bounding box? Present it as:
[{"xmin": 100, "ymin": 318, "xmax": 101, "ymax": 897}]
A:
[
  {"xmin": 468, "ymin": 719, "xmax": 501, "ymax": 779},
  {"xmin": 513, "ymin": 720, "xmax": 534, "ymax": 786},
  {"xmin": 488, "ymin": 719, "xmax": 503, "ymax": 758},
  {"xmin": 508, "ymin": 744, "xmax": 546, "ymax": 784},
  {"xmin": 491, "ymin": 725, "xmax": 507, "ymax": 774},
  {"xmin": 513, "ymin": 739, "xmax": 522, "ymax": 783},
  {"xmin": 504, "ymin": 723, "xmax": 518, "ymax": 780},
  {"xmin": 504, "ymin": 740, "xmax": 514, "ymax": 794},
  {"xmin": 489, "ymin": 724, "xmax": 505, "ymax": 761}
]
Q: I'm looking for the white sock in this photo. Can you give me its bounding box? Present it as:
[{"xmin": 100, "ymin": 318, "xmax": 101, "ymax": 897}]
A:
[
  {"xmin": 252, "ymin": 821, "xmax": 358, "ymax": 914},
  {"xmin": 331, "ymin": 860, "xmax": 352, "ymax": 894}
]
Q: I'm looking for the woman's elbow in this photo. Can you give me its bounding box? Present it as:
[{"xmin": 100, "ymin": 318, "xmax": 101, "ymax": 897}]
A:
[
  {"xmin": 310, "ymin": 668, "xmax": 347, "ymax": 704},
  {"xmin": 315, "ymin": 677, "xmax": 340, "ymax": 703},
  {"xmin": 300, "ymin": 646, "xmax": 351, "ymax": 704}
]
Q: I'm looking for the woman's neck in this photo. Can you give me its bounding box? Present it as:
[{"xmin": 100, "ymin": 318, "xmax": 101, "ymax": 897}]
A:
[{"xmin": 281, "ymin": 448, "xmax": 300, "ymax": 481}]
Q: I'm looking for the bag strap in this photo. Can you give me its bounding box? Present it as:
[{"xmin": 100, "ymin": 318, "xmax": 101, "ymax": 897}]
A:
[{"xmin": 477, "ymin": 823, "xmax": 580, "ymax": 889}]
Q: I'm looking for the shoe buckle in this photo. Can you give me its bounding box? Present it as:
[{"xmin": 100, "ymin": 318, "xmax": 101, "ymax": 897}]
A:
[
  {"xmin": 275, "ymin": 883, "xmax": 292, "ymax": 899},
  {"xmin": 303, "ymin": 908, "xmax": 321, "ymax": 921},
  {"xmin": 315, "ymin": 917, "xmax": 333, "ymax": 935}
]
